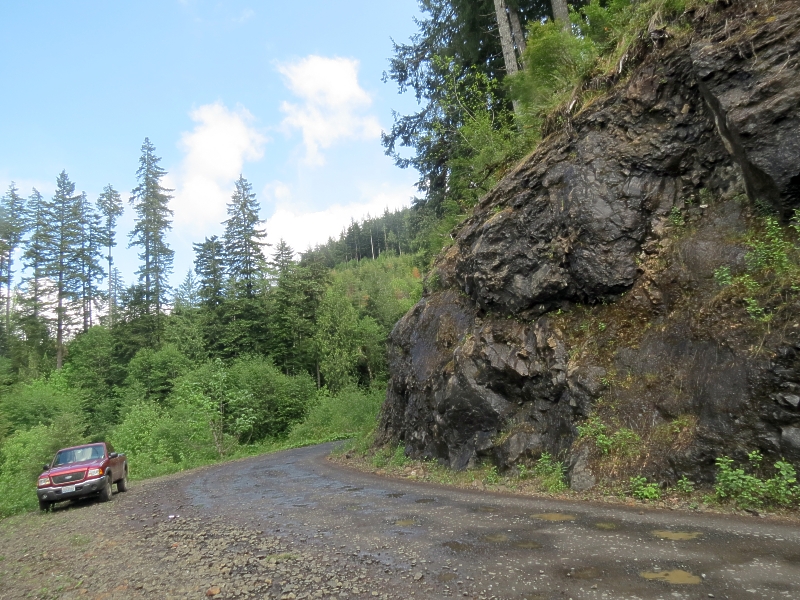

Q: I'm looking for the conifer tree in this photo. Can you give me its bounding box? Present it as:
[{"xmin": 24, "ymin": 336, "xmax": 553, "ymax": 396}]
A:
[
  {"xmin": 174, "ymin": 270, "xmax": 199, "ymax": 310},
  {"xmin": 194, "ymin": 236, "xmax": 226, "ymax": 356},
  {"xmin": 223, "ymin": 175, "xmax": 267, "ymax": 297},
  {"xmin": 45, "ymin": 171, "xmax": 84, "ymax": 368},
  {"xmin": 96, "ymin": 184, "xmax": 123, "ymax": 324},
  {"xmin": 129, "ymin": 138, "xmax": 174, "ymax": 344},
  {"xmin": 75, "ymin": 192, "xmax": 105, "ymax": 331},
  {"xmin": 0, "ymin": 183, "xmax": 28, "ymax": 345}
]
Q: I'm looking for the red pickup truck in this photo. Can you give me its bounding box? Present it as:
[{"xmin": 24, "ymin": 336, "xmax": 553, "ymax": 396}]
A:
[{"xmin": 37, "ymin": 442, "xmax": 128, "ymax": 511}]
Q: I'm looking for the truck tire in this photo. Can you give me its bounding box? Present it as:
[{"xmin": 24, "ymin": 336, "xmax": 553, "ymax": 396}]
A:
[
  {"xmin": 38, "ymin": 499, "xmax": 51, "ymax": 512},
  {"xmin": 99, "ymin": 474, "xmax": 112, "ymax": 502},
  {"xmin": 117, "ymin": 467, "xmax": 128, "ymax": 492}
]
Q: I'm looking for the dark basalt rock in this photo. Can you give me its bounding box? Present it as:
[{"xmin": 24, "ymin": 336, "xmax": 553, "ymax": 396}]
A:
[{"xmin": 378, "ymin": 0, "xmax": 800, "ymax": 484}]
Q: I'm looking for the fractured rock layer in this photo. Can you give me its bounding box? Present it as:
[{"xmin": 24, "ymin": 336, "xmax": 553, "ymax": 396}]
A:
[{"xmin": 378, "ymin": 1, "xmax": 800, "ymax": 485}]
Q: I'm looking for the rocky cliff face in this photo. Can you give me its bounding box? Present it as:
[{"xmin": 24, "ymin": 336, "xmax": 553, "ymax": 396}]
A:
[{"xmin": 378, "ymin": 0, "xmax": 800, "ymax": 487}]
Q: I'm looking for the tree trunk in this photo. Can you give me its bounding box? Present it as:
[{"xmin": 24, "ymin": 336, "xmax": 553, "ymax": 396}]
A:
[
  {"xmin": 550, "ymin": 0, "xmax": 570, "ymax": 28},
  {"xmin": 6, "ymin": 257, "xmax": 12, "ymax": 341},
  {"xmin": 508, "ymin": 5, "xmax": 526, "ymax": 59},
  {"xmin": 493, "ymin": 0, "xmax": 519, "ymax": 76}
]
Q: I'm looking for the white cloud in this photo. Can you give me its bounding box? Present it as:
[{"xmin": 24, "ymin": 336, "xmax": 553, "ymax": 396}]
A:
[
  {"xmin": 264, "ymin": 183, "xmax": 413, "ymax": 254},
  {"xmin": 277, "ymin": 55, "xmax": 382, "ymax": 165},
  {"xmin": 169, "ymin": 102, "xmax": 267, "ymax": 228}
]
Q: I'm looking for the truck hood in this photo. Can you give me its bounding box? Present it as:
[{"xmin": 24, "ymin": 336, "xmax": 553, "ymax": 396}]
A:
[{"xmin": 45, "ymin": 458, "xmax": 105, "ymax": 476}]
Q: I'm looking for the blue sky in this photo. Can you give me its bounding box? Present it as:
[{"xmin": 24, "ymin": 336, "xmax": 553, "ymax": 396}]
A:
[{"xmin": 0, "ymin": 0, "xmax": 421, "ymax": 285}]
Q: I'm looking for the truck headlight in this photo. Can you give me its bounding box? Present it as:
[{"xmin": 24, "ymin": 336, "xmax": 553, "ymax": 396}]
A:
[
  {"xmin": 87, "ymin": 468, "xmax": 103, "ymax": 477},
  {"xmin": 38, "ymin": 476, "xmax": 51, "ymax": 487}
]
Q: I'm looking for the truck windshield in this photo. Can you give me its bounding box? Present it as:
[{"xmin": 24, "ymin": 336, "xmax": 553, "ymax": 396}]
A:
[{"xmin": 53, "ymin": 445, "xmax": 105, "ymax": 466}]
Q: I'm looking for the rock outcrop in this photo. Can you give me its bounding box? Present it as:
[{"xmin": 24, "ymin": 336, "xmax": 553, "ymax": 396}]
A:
[{"xmin": 378, "ymin": 0, "xmax": 800, "ymax": 486}]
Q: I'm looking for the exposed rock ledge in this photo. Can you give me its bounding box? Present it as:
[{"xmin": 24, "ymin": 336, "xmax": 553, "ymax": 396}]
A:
[{"xmin": 378, "ymin": 0, "xmax": 800, "ymax": 486}]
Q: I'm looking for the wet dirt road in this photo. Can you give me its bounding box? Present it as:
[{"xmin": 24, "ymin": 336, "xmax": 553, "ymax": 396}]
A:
[{"xmin": 177, "ymin": 443, "xmax": 799, "ymax": 600}]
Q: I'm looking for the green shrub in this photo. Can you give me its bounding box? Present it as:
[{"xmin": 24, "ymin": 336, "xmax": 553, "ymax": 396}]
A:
[
  {"xmin": 284, "ymin": 384, "xmax": 385, "ymax": 446},
  {"xmin": 0, "ymin": 413, "xmax": 87, "ymax": 516},
  {"xmin": 389, "ymin": 444, "xmax": 409, "ymax": 468},
  {"xmin": 577, "ymin": 417, "xmax": 640, "ymax": 455},
  {"xmin": 0, "ymin": 374, "xmax": 85, "ymax": 430},
  {"xmin": 745, "ymin": 216, "xmax": 793, "ymax": 275},
  {"xmin": 510, "ymin": 20, "xmax": 597, "ymax": 120},
  {"xmin": 484, "ymin": 465, "xmax": 500, "ymax": 485},
  {"xmin": 713, "ymin": 266, "xmax": 733, "ymax": 286},
  {"xmin": 714, "ymin": 451, "xmax": 799, "ymax": 508},
  {"xmin": 533, "ymin": 452, "xmax": 567, "ymax": 492},
  {"xmin": 676, "ymin": 475, "xmax": 695, "ymax": 495},
  {"xmin": 630, "ymin": 475, "xmax": 661, "ymax": 501}
]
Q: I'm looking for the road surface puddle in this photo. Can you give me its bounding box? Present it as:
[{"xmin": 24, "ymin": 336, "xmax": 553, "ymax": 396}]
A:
[
  {"xmin": 595, "ymin": 522, "xmax": 617, "ymax": 530},
  {"xmin": 651, "ymin": 530, "xmax": 702, "ymax": 541},
  {"xmin": 532, "ymin": 513, "xmax": 576, "ymax": 521},
  {"xmin": 513, "ymin": 540, "xmax": 542, "ymax": 549},
  {"xmin": 640, "ymin": 569, "xmax": 701, "ymax": 584},
  {"xmin": 473, "ymin": 505, "xmax": 499, "ymax": 513},
  {"xmin": 386, "ymin": 493, "xmax": 405, "ymax": 498},
  {"xmin": 394, "ymin": 519, "xmax": 415, "ymax": 526},
  {"xmin": 437, "ymin": 572, "xmax": 458, "ymax": 583},
  {"xmin": 442, "ymin": 541, "xmax": 472, "ymax": 553},
  {"xmin": 415, "ymin": 498, "xmax": 436, "ymax": 504},
  {"xmin": 481, "ymin": 533, "xmax": 510, "ymax": 543},
  {"xmin": 572, "ymin": 567, "xmax": 602, "ymax": 579}
]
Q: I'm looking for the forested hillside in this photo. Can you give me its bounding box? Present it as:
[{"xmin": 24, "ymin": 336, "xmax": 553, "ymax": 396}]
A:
[
  {"xmin": 5, "ymin": 0, "xmax": 797, "ymax": 516},
  {"xmin": 0, "ymin": 138, "xmax": 422, "ymax": 516}
]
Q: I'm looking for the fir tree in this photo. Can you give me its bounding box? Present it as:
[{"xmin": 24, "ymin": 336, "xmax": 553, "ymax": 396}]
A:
[
  {"xmin": 174, "ymin": 270, "xmax": 199, "ymax": 310},
  {"xmin": 75, "ymin": 192, "xmax": 105, "ymax": 331},
  {"xmin": 223, "ymin": 175, "xmax": 267, "ymax": 297},
  {"xmin": 0, "ymin": 183, "xmax": 28, "ymax": 347},
  {"xmin": 193, "ymin": 236, "xmax": 226, "ymax": 356},
  {"xmin": 44, "ymin": 171, "xmax": 84, "ymax": 368},
  {"xmin": 129, "ymin": 138, "xmax": 174, "ymax": 345},
  {"xmin": 96, "ymin": 184, "xmax": 123, "ymax": 324}
]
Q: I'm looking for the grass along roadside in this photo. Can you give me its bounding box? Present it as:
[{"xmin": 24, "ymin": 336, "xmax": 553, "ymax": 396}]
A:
[{"xmin": 330, "ymin": 441, "xmax": 800, "ymax": 523}]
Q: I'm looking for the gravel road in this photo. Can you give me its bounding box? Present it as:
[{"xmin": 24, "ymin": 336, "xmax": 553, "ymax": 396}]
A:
[{"xmin": 1, "ymin": 443, "xmax": 799, "ymax": 600}]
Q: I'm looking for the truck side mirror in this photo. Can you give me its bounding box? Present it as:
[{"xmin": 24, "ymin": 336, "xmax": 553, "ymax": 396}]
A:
[
  {"xmin": 42, "ymin": 464, "xmax": 50, "ymax": 471},
  {"xmin": 109, "ymin": 452, "xmax": 118, "ymax": 459}
]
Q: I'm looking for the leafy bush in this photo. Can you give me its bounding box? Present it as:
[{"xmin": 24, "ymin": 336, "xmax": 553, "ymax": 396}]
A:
[
  {"xmin": 125, "ymin": 345, "xmax": 191, "ymax": 403},
  {"xmin": 577, "ymin": 417, "xmax": 641, "ymax": 455},
  {"xmin": 714, "ymin": 451, "xmax": 799, "ymax": 509},
  {"xmin": 0, "ymin": 373, "xmax": 85, "ymax": 430},
  {"xmin": 630, "ymin": 475, "xmax": 661, "ymax": 501},
  {"xmin": 533, "ymin": 452, "xmax": 567, "ymax": 492},
  {"xmin": 285, "ymin": 384, "xmax": 385, "ymax": 446},
  {"xmin": 510, "ymin": 20, "xmax": 597, "ymax": 121},
  {"xmin": 0, "ymin": 413, "xmax": 87, "ymax": 516},
  {"xmin": 676, "ymin": 475, "xmax": 695, "ymax": 495}
]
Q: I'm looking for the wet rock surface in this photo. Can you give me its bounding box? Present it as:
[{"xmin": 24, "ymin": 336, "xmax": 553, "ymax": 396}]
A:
[
  {"xmin": 378, "ymin": 0, "xmax": 800, "ymax": 480},
  {"xmin": 3, "ymin": 444, "xmax": 800, "ymax": 599}
]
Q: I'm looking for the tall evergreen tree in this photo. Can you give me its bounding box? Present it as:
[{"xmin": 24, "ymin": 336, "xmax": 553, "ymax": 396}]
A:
[
  {"xmin": 129, "ymin": 138, "xmax": 174, "ymax": 345},
  {"xmin": 0, "ymin": 183, "xmax": 28, "ymax": 347},
  {"xmin": 223, "ymin": 175, "xmax": 267, "ymax": 297},
  {"xmin": 96, "ymin": 184, "xmax": 123, "ymax": 325},
  {"xmin": 193, "ymin": 236, "xmax": 226, "ymax": 356},
  {"xmin": 75, "ymin": 192, "xmax": 105, "ymax": 332},
  {"xmin": 45, "ymin": 171, "xmax": 83, "ymax": 369},
  {"xmin": 270, "ymin": 239, "xmax": 295, "ymax": 278},
  {"xmin": 174, "ymin": 270, "xmax": 199, "ymax": 310}
]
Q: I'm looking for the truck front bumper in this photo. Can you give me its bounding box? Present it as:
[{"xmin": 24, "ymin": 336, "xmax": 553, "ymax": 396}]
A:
[{"xmin": 37, "ymin": 476, "xmax": 106, "ymax": 503}]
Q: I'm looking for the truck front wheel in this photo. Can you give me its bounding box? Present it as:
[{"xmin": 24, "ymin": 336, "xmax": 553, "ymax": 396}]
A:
[
  {"xmin": 99, "ymin": 474, "xmax": 112, "ymax": 502},
  {"xmin": 38, "ymin": 499, "xmax": 50, "ymax": 512}
]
